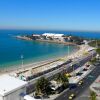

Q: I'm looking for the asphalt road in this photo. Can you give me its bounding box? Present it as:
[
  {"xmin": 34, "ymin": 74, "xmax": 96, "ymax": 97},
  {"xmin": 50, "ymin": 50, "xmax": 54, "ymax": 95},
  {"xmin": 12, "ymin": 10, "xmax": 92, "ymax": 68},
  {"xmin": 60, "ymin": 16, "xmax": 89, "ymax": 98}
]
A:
[{"xmin": 55, "ymin": 63, "xmax": 100, "ymax": 100}]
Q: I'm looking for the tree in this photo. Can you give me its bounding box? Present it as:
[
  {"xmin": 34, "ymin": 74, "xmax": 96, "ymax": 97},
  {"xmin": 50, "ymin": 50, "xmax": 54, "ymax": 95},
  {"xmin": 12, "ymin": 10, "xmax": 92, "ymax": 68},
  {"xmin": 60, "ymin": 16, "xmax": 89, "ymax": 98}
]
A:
[
  {"xmin": 96, "ymin": 48, "xmax": 100, "ymax": 55},
  {"xmin": 89, "ymin": 40, "xmax": 100, "ymax": 47},
  {"xmin": 89, "ymin": 57, "xmax": 97, "ymax": 64},
  {"xmin": 35, "ymin": 77, "xmax": 50, "ymax": 96},
  {"xmin": 90, "ymin": 91, "xmax": 96, "ymax": 100},
  {"xmin": 55, "ymin": 72, "xmax": 69, "ymax": 88}
]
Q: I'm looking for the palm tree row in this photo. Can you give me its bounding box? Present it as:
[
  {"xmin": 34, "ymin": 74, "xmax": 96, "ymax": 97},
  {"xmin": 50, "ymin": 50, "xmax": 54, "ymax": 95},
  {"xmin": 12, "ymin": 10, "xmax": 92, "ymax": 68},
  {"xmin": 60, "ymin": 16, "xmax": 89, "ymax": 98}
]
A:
[
  {"xmin": 35, "ymin": 72, "xmax": 69, "ymax": 96},
  {"xmin": 35, "ymin": 77, "xmax": 50, "ymax": 96},
  {"xmin": 55, "ymin": 72, "xmax": 69, "ymax": 88}
]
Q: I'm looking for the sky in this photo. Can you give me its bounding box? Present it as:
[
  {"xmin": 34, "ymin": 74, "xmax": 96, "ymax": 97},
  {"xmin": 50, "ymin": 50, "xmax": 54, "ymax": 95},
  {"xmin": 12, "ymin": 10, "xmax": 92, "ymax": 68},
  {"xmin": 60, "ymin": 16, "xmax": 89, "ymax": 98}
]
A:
[{"xmin": 0, "ymin": 0, "xmax": 100, "ymax": 31}]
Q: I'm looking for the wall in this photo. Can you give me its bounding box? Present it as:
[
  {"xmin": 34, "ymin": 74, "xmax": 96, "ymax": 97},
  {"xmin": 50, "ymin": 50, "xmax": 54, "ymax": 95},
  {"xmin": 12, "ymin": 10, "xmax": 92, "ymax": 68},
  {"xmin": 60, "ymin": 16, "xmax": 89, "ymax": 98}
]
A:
[
  {"xmin": 3, "ymin": 87, "xmax": 26, "ymax": 100},
  {"xmin": 0, "ymin": 95, "xmax": 3, "ymax": 100}
]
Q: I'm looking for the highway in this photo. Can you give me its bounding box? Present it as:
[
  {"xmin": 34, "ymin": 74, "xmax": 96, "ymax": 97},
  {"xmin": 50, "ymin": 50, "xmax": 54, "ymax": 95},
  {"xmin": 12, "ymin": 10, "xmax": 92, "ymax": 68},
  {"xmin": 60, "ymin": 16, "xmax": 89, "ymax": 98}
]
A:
[{"xmin": 55, "ymin": 63, "xmax": 100, "ymax": 100}]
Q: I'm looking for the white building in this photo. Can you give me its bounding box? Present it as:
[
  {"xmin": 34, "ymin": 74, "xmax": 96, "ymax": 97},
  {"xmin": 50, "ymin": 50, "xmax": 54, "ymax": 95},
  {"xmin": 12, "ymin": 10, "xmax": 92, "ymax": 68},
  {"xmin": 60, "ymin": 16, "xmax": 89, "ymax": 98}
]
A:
[
  {"xmin": 0, "ymin": 75, "xmax": 27, "ymax": 100},
  {"xmin": 32, "ymin": 34, "xmax": 40, "ymax": 37},
  {"xmin": 50, "ymin": 80, "xmax": 62, "ymax": 91},
  {"xmin": 42, "ymin": 33, "xmax": 65, "ymax": 41},
  {"xmin": 42, "ymin": 33, "xmax": 64, "ymax": 37}
]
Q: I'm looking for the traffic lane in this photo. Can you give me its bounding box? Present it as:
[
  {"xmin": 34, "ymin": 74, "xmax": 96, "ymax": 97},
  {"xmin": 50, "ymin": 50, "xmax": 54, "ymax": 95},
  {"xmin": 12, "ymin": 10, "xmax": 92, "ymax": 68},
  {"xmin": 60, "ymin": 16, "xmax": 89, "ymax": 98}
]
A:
[
  {"xmin": 55, "ymin": 64, "xmax": 100, "ymax": 100},
  {"xmin": 74, "ymin": 64, "xmax": 100, "ymax": 99},
  {"xmin": 75, "ymin": 65, "xmax": 100, "ymax": 100},
  {"xmin": 75, "ymin": 65, "xmax": 100, "ymax": 98},
  {"xmin": 62, "ymin": 80, "xmax": 93, "ymax": 100},
  {"xmin": 54, "ymin": 51, "xmax": 97, "ymax": 100},
  {"xmin": 54, "ymin": 83, "xmax": 86, "ymax": 100}
]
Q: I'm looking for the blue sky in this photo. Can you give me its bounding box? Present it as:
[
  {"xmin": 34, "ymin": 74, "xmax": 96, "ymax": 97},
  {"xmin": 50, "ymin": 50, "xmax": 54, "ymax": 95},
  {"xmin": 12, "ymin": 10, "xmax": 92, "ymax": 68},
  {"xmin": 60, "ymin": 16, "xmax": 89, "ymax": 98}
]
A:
[{"xmin": 0, "ymin": 0, "xmax": 100, "ymax": 31}]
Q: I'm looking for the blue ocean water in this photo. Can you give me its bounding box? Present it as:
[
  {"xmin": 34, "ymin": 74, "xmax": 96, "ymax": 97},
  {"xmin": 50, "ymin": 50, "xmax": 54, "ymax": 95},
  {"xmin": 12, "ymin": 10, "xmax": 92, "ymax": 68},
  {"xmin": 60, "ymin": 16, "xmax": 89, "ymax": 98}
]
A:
[{"xmin": 0, "ymin": 30, "xmax": 100, "ymax": 69}]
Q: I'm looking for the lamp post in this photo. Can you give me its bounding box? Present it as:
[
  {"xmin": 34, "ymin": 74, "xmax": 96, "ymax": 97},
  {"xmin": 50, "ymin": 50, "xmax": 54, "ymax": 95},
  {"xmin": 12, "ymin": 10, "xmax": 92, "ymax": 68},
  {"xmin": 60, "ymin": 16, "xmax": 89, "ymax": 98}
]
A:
[
  {"xmin": 67, "ymin": 35, "xmax": 71, "ymax": 57},
  {"xmin": 21, "ymin": 54, "xmax": 24, "ymax": 68},
  {"xmin": 68, "ymin": 44, "xmax": 70, "ymax": 57},
  {"xmin": 96, "ymin": 40, "xmax": 98, "ymax": 48}
]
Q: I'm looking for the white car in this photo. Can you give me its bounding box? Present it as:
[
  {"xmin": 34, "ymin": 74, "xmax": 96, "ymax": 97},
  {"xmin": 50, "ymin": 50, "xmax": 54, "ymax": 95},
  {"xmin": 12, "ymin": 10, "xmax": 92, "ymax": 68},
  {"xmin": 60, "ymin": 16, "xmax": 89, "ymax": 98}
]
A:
[{"xmin": 24, "ymin": 95, "xmax": 41, "ymax": 100}]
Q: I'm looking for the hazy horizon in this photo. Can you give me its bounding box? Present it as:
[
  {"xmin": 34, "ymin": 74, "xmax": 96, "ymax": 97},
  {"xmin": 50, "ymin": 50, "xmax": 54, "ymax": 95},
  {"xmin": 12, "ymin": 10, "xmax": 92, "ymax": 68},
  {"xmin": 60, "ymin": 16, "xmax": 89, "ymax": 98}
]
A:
[{"xmin": 0, "ymin": 0, "xmax": 100, "ymax": 32}]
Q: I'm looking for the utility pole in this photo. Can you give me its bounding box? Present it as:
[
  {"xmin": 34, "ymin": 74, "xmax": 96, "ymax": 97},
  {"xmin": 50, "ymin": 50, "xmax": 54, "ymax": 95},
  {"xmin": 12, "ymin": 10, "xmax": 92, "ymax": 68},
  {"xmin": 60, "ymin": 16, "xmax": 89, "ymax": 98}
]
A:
[
  {"xmin": 96, "ymin": 40, "xmax": 98, "ymax": 48},
  {"xmin": 71, "ymin": 63, "xmax": 75, "ymax": 77}
]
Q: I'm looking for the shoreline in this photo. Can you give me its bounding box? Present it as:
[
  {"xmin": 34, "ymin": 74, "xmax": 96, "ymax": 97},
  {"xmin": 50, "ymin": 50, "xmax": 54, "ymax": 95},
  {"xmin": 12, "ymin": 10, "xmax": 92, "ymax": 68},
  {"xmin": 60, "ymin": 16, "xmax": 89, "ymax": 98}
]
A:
[
  {"xmin": 15, "ymin": 35, "xmax": 77, "ymax": 46},
  {"xmin": 36, "ymin": 39, "xmax": 77, "ymax": 46},
  {"xmin": 0, "ymin": 45, "xmax": 79, "ymax": 75}
]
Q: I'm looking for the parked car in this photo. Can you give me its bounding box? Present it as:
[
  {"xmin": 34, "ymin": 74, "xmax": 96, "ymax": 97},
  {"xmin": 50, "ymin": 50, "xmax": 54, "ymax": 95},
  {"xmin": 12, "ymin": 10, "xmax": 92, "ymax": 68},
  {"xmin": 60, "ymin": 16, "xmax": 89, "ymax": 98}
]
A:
[
  {"xmin": 76, "ymin": 72, "xmax": 83, "ymax": 76},
  {"xmin": 68, "ymin": 93, "xmax": 75, "ymax": 100},
  {"xmin": 78, "ymin": 80, "xmax": 83, "ymax": 85},
  {"xmin": 83, "ymin": 68, "xmax": 88, "ymax": 71}
]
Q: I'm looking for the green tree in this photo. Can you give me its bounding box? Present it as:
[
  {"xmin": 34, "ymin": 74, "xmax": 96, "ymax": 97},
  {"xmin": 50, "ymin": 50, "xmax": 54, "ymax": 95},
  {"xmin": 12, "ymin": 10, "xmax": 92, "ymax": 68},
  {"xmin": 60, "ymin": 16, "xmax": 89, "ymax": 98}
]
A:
[
  {"xmin": 89, "ymin": 40, "xmax": 100, "ymax": 47},
  {"xmin": 55, "ymin": 72, "xmax": 69, "ymax": 88},
  {"xmin": 35, "ymin": 77, "xmax": 50, "ymax": 96},
  {"xmin": 89, "ymin": 57, "xmax": 97, "ymax": 64},
  {"xmin": 90, "ymin": 91, "xmax": 96, "ymax": 100}
]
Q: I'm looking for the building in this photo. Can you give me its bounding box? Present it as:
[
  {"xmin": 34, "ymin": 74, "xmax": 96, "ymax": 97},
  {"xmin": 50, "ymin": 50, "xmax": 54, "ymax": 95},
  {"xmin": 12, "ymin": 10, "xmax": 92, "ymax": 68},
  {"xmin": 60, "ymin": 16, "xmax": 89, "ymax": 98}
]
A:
[
  {"xmin": 32, "ymin": 34, "xmax": 41, "ymax": 40},
  {"xmin": 42, "ymin": 33, "xmax": 65, "ymax": 42},
  {"xmin": 90, "ymin": 75, "xmax": 100, "ymax": 100},
  {"xmin": 42, "ymin": 33, "xmax": 64, "ymax": 38},
  {"xmin": 50, "ymin": 80, "xmax": 62, "ymax": 91},
  {"xmin": 0, "ymin": 75, "xmax": 27, "ymax": 100},
  {"xmin": 32, "ymin": 34, "xmax": 40, "ymax": 37}
]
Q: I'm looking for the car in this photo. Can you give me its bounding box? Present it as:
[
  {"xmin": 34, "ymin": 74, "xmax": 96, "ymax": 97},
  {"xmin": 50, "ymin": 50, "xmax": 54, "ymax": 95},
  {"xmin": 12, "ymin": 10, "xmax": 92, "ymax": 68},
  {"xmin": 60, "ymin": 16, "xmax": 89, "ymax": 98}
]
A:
[
  {"xmin": 68, "ymin": 93, "xmax": 75, "ymax": 100},
  {"xmin": 76, "ymin": 72, "xmax": 83, "ymax": 76},
  {"xmin": 78, "ymin": 80, "xmax": 83, "ymax": 85},
  {"xmin": 65, "ymin": 73, "xmax": 71, "ymax": 77},
  {"xmin": 83, "ymin": 68, "xmax": 88, "ymax": 71},
  {"xmin": 69, "ymin": 84, "xmax": 77, "ymax": 90},
  {"xmin": 86, "ymin": 64, "xmax": 90, "ymax": 67}
]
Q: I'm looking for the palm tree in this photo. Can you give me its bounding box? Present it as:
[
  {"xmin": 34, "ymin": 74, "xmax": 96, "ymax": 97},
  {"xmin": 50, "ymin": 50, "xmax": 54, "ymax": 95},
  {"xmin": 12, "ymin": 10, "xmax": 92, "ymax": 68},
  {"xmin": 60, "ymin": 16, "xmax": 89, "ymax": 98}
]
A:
[
  {"xmin": 35, "ymin": 77, "xmax": 50, "ymax": 96},
  {"xmin": 90, "ymin": 91, "xmax": 96, "ymax": 100},
  {"xmin": 55, "ymin": 72, "xmax": 69, "ymax": 88}
]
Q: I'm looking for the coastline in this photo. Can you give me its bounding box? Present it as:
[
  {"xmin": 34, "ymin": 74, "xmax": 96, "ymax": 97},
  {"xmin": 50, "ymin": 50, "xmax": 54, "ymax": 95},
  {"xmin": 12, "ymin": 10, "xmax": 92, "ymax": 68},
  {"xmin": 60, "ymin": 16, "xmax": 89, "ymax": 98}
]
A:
[
  {"xmin": 36, "ymin": 39, "xmax": 76, "ymax": 46},
  {"xmin": 0, "ymin": 45, "xmax": 79, "ymax": 75},
  {"xmin": 15, "ymin": 35, "xmax": 77, "ymax": 46},
  {"xmin": 15, "ymin": 35, "xmax": 32, "ymax": 40}
]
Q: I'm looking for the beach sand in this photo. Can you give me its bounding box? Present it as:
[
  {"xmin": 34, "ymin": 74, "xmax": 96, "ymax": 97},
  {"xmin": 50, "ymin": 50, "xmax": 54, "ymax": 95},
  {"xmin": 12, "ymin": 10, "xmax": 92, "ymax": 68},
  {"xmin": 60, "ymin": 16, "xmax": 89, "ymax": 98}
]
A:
[{"xmin": 0, "ymin": 44, "xmax": 91, "ymax": 76}]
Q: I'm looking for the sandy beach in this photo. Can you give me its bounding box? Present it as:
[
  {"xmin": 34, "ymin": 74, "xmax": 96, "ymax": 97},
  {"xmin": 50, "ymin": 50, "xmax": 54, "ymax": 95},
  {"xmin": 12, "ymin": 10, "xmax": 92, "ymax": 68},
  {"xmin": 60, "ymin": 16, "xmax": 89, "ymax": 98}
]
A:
[
  {"xmin": 0, "ymin": 44, "xmax": 94, "ymax": 77},
  {"xmin": 0, "ymin": 45, "xmax": 79, "ymax": 75}
]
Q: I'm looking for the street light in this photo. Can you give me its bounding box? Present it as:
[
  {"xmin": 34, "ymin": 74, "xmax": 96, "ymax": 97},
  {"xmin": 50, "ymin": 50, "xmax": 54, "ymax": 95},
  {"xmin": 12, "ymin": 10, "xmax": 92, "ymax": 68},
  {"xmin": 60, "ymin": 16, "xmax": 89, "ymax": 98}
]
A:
[
  {"xmin": 21, "ymin": 54, "xmax": 24, "ymax": 68},
  {"xmin": 67, "ymin": 35, "xmax": 71, "ymax": 57},
  {"xmin": 96, "ymin": 40, "xmax": 98, "ymax": 48}
]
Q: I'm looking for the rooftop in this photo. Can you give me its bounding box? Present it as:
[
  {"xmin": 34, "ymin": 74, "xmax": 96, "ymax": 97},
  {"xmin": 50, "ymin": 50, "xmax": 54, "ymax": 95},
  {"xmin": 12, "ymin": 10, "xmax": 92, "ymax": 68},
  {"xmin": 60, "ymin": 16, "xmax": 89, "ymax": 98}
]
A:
[
  {"xmin": 0, "ymin": 74, "xmax": 27, "ymax": 96},
  {"xmin": 42, "ymin": 33, "xmax": 64, "ymax": 37}
]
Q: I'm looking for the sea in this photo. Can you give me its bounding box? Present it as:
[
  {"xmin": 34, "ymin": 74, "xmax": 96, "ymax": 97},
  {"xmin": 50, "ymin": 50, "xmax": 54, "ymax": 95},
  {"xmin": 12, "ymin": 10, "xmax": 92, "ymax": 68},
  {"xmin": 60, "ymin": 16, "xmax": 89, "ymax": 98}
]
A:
[{"xmin": 0, "ymin": 30, "xmax": 100, "ymax": 70}]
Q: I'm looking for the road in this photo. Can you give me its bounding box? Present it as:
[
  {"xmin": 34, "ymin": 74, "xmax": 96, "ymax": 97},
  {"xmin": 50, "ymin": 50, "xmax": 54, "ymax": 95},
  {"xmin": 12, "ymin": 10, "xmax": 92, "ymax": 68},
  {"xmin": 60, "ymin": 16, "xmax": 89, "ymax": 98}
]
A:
[
  {"xmin": 55, "ymin": 63, "xmax": 100, "ymax": 100},
  {"xmin": 27, "ymin": 50, "xmax": 96, "ymax": 93}
]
